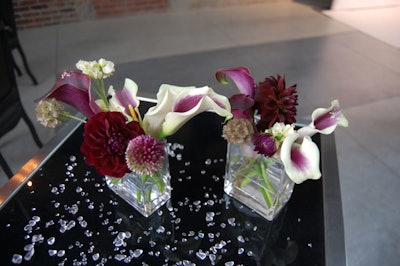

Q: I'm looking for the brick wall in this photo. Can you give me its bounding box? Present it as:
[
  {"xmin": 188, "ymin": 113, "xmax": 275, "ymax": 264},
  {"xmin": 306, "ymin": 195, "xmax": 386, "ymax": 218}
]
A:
[
  {"xmin": 13, "ymin": 0, "xmax": 168, "ymax": 29},
  {"xmin": 13, "ymin": 0, "xmax": 277, "ymax": 29},
  {"xmin": 13, "ymin": 0, "xmax": 78, "ymax": 29}
]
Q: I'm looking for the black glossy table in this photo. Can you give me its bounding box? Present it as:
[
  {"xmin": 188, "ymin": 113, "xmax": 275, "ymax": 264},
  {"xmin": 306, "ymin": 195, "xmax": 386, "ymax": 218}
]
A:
[{"xmin": 0, "ymin": 99, "xmax": 346, "ymax": 265}]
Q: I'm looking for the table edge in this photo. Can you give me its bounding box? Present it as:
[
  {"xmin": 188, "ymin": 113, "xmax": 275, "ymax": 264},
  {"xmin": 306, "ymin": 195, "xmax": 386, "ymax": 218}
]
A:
[{"xmin": 321, "ymin": 133, "xmax": 347, "ymax": 266}]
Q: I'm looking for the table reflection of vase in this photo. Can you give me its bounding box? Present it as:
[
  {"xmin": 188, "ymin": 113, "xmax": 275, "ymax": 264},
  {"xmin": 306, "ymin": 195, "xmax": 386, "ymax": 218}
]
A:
[
  {"xmin": 223, "ymin": 195, "xmax": 298, "ymax": 265},
  {"xmin": 224, "ymin": 142, "xmax": 294, "ymax": 221},
  {"xmin": 106, "ymin": 150, "xmax": 171, "ymax": 217}
]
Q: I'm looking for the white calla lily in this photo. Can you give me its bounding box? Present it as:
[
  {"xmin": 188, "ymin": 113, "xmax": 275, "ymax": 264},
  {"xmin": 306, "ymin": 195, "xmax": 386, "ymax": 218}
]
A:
[
  {"xmin": 108, "ymin": 78, "xmax": 141, "ymax": 121},
  {"xmin": 299, "ymin": 99, "xmax": 348, "ymax": 137},
  {"xmin": 280, "ymin": 133, "xmax": 321, "ymax": 184},
  {"xmin": 143, "ymin": 84, "xmax": 232, "ymax": 139}
]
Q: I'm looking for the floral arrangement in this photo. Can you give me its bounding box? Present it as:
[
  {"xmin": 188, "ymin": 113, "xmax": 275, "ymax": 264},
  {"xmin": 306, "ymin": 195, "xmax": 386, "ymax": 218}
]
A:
[
  {"xmin": 35, "ymin": 58, "xmax": 232, "ymax": 180},
  {"xmin": 216, "ymin": 66, "xmax": 348, "ymax": 184}
]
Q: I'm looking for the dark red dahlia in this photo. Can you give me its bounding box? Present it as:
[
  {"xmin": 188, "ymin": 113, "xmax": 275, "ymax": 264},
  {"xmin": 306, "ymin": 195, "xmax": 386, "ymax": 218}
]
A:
[
  {"xmin": 254, "ymin": 75, "xmax": 298, "ymax": 131},
  {"xmin": 80, "ymin": 112, "xmax": 145, "ymax": 178}
]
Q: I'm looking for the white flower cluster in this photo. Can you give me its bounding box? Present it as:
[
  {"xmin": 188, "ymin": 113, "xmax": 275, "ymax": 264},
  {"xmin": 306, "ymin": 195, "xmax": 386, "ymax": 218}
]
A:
[
  {"xmin": 76, "ymin": 58, "xmax": 115, "ymax": 79},
  {"xmin": 269, "ymin": 122, "xmax": 295, "ymax": 149},
  {"xmin": 35, "ymin": 98, "xmax": 64, "ymax": 128}
]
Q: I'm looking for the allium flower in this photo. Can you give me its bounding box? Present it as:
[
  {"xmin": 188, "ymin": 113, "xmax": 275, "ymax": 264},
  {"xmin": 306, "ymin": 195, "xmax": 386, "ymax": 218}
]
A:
[
  {"xmin": 253, "ymin": 133, "xmax": 277, "ymax": 157},
  {"xmin": 254, "ymin": 75, "xmax": 298, "ymax": 131},
  {"xmin": 125, "ymin": 135, "xmax": 166, "ymax": 176},
  {"xmin": 80, "ymin": 112, "xmax": 144, "ymax": 178},
  {"xmin": 222, "ymin": 118, "xmax": 254, "ymax": 144},
  {"xmin": 35, "ymin": 98, "xmax": 64, "ymax": 128}
]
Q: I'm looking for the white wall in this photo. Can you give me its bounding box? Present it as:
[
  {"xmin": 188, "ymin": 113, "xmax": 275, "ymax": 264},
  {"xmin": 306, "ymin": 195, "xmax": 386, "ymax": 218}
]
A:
[{"xmin": 331, "ymin": 0, "xmax": 400, "ymax": 10}]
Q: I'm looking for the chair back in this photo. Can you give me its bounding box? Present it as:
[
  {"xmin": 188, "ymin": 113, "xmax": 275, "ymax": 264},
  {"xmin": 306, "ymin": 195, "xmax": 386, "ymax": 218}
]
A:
[{"xmin": 0, "ymin": 20, "xmax": 23, "ymax": 138}]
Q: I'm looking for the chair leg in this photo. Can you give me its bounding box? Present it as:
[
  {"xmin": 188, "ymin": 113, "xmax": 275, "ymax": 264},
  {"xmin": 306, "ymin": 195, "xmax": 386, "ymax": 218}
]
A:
[
  {"xmin": 0, "ymin": 152, "xmax": 14, "ymax": 178},
  {"xmin": 21, "ymin": 110, "xmax": 43, "ymax": 148},
  {"xmin": 11, "ymin": 54, "xmax": 22, "ymax": 76},
  {"xmin": 16, "ymin": 42, "xmax": 38, "ymax": 85}
]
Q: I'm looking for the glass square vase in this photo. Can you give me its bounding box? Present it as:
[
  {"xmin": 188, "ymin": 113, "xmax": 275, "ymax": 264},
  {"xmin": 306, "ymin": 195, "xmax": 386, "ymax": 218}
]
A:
[
  {"xmin": 224, "ymin": 142, "xmax": 294, "ymax": 221},
  {"xmin": 105, "ymin": 154, "xmax": 171, "ymax": 218}
]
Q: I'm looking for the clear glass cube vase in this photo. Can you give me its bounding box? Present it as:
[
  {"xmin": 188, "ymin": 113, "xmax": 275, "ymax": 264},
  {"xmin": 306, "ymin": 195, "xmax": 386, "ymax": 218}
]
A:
[
  {"xmin": 106, "ymin": 153, "xmax": 171, "ymax": 217},
  {"xmin": 224, "ymin": 142, "xmax": 294, "ymax": 221}
]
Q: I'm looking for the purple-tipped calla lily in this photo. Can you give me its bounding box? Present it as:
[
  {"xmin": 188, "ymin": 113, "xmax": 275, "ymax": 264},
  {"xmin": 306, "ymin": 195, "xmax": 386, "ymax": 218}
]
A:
[
  {"xmin": 280, "ymin": 133, "xmax": 321, "ymax": 184},
  {"xmin": 108, "ymin": 78, "xmax": 141, "ymax": 120},
  {"xmin": 216, "ymin": 67, "xmax": 256, "ymax": 98},
  {"xmin": 143, "ymin": 84, "xmax": 232, "ymax": 139},
  {"xmin": 35, "ymin": 71, "xmax": 100, "ymax": 118},
  {"xmin": 229, "ymin": 94, "xmax": 255, "ymax": 120},
  {"xmin": 298, "ymin": 99, "xmax": 348, "ymax": 137}
]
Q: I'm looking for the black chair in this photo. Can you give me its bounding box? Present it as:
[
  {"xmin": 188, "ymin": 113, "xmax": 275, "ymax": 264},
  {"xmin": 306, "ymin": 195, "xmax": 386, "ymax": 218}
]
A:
[
  {"xmin": 0, "ymin": 0, "xmax": 38, "ymax": 85},
  {"xmin": 0, "ymin": 21, "xmax": 43, "ymax": 179}
]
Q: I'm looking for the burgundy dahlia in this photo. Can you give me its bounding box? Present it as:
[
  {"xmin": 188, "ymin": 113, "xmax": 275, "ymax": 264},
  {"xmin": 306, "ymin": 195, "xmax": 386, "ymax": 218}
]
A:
[
  {"xmin": 80, "ymin": 112, "xmax": 145, "ymax": 177},
  {"xmin": 254, "ymin": 75, "xmax": 298, "ymax": 131}
]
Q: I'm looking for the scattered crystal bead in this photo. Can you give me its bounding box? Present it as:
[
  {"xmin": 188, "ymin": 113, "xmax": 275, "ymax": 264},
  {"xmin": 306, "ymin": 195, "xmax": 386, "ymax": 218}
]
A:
[
  {"xmin": 237, "ymin": 235, "xmax": 245, "ymax": 243},
  {"xmin": 131, "ymin": 249, "xmax": 143, "ymax": 258},
  {"xmin": 92, "ymin": 253, "xmax": 100, "ymax": 261},
  {"xmin": 114, "ymin": 254, "xmax": 126, "ymax": 261},
  {"xmin": 196, "ymin": 250, "xmax": 207, "ymax": 260},
  {"xmin": 48, "ymin": 249, "xmax": 57, "ymax": 256},
  {"xmin": 24, "ymin": 244, "xmax": 34, "ymax": 251},
  {"xmin": 24, "ymin": 249, "xmax": 34, "ymax": 261},
  {"xmin": 11, "ymin": 254, "xmax": 22, "ymax": 264}
]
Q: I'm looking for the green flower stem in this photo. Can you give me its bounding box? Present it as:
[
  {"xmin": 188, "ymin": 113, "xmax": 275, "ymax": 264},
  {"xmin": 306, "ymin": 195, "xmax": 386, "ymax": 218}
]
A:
[
  {"xmin": 236, "ymin": 156, "xmax": 276, "ymax": 208},
  {"xmin": 148, "ymin": 172, "xmax": 166, "ymax": 193},
  {"xmin": 136, "ymin": 190, "xmax": 142, "ymax": 203},
  {"xmin": 138, "ymin": 172, "xmax": 166, "ymax": 203},
  {"xmin": 93, "ymin": 78, "xmax": 109, "ymax": 108},
  {"xmin": 61, "ymin": 112, "xmax": 87, "ymax": 123},
  {"xmin": 140, "ymin": 175, "xmax": 149, "ymax": 202},
  {"xmin": 258, "ymin": 160, "xmax": 275, "ymax": 208}
]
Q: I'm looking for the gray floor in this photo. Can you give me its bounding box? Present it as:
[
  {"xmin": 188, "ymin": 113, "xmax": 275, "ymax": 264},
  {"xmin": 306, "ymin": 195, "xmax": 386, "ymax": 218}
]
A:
[{"xmin": 1, "ymin": 1, "xmax": 400, "ymax": 265}]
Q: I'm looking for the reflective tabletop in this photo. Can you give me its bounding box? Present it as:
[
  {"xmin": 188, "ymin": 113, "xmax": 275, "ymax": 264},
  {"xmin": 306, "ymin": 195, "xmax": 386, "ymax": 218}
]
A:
[{"xmin": 0, "ymin": 99, "xmax": 346, "ymax": 265}]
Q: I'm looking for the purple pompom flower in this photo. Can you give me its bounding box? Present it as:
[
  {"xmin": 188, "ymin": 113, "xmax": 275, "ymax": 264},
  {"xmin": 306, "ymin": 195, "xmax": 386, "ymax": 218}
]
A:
[
  {"xmin": 253, "ymin": 133, "xmax": 277, "ymax": 157},
  {"xmin": 125, "ymin": 135, "xmax": 166, "ymax": 176}
]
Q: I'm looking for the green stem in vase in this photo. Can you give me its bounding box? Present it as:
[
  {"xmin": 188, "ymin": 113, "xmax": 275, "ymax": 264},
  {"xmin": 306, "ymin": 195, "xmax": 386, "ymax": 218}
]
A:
[
  {"xmin": 136, "ymin": 190, "xmax": 142, "ymax": 203},
  {"xmin": 148, "ymin": 172, "xmax": 166, "ymax": 193},
  {"xmin": 138, "ymin": 172, "xmax": 166, "ymax": 203},
  {"xmin": 258, "ymin": 159, "xmax": 275, "ymax": 208},
  {"xmin": 142, "ymin": 174, "xmax": 153, "ymax": 202},
  {"xmin": 236, "ymin": 155, "xmax": 276, "ymax": 208}
]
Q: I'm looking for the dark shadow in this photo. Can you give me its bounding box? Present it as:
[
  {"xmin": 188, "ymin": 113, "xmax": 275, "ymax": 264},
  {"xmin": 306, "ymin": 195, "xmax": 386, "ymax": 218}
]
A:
[{"xmin": 295, "ymin": 0, "xmax": 333, "ymax": 10}]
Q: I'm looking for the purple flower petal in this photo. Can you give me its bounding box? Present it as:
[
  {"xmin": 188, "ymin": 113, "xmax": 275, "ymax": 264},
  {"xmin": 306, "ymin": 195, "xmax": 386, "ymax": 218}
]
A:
[
  {"xmin": 173, "ymin": 95, "xmax": 203, "ymax": 112},
  {"xmin": 216, "ymin": 67, "xmax": 256, "ymax": 98},
  {"xmin": 35, "ymin": 71, "xmax": 98, "ymax": 118}
]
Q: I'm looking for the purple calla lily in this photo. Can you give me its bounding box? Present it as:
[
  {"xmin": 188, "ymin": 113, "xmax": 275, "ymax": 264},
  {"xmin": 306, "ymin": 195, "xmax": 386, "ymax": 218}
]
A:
[
  {"xmin": 216, "ymin": 67, "xmax": 256, "ymax": 98},
  {"xmin": 229, "ymin": 94, "xmax": 255, "ymax": 120},
  {"xmin": 35, "ymin": 71, "xmax": 100, "ymax": 118}
]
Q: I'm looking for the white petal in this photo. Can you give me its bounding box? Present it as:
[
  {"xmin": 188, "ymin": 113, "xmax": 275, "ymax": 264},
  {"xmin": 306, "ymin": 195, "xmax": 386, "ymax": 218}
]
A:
[
  {"xmin": 280, "ymin": 134, "xmax": 321, "ymax": 184},
  {"xmin": 143, "ymin": 84, "xmax": 231, "ymax": 139}
]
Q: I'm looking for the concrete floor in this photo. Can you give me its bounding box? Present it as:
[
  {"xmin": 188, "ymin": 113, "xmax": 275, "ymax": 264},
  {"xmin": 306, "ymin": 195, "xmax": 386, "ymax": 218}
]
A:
[{"xmin": 1, "ymin": 0, "xmax": 400, "ymax": 265}]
